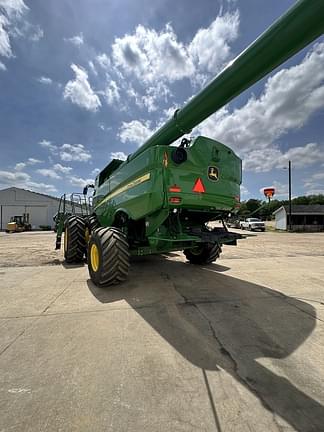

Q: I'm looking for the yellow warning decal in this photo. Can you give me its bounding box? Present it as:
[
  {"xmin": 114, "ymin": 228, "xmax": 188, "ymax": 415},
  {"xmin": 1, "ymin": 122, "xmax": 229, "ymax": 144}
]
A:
[{"xmin": 94, "ymin": 173, "xmax": 151, "ymax": 209}]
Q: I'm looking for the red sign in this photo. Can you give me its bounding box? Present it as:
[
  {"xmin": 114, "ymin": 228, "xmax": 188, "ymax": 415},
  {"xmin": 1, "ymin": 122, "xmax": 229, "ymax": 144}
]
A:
[
  {"xmin": 192, "ymin": 178, "xmax": 206, "ymax": 193},
  {"xmin": 263, "ymin": 187, "xmax": 275, "ymax": 198}
]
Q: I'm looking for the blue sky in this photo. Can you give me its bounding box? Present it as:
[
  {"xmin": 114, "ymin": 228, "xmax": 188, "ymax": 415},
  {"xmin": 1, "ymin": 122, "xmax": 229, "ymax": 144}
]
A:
[{"xmin": 0, "ymin": 0, "xmax": 323, "ymax": 200}]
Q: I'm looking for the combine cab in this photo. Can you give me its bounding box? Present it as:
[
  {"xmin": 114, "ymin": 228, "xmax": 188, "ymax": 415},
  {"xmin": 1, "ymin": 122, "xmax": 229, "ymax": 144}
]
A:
[{"xmin": 55, "ymin": 0, "xmax": 324, "ymax": 286}]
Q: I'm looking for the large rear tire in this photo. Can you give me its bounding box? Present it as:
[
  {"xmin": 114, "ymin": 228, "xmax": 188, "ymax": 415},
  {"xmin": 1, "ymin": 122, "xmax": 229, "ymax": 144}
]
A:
[
  {"xmin": 184, "ymin": 242, "xmax": 222, "ymax": 265},
  {"xmin": 87, "ymin": 215, "xmax": 100, "ymax": 232},
  {"xmin": 64, "ymin": 216, "xmax": 86, "ymax": 263},
  {"xmin": 88, "ymin": 227, "xmax": 130, "ymax": 286}
]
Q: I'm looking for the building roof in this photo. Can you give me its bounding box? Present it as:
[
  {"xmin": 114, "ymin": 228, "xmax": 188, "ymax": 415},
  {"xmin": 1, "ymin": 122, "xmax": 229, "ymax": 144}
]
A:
[
  {"xmin": 0, "ymin": 186, "xmax": 60, "ymax": 201},
  {"xmin": 273, "ymin": 205, "xmax": 324, "ymax": 216}
]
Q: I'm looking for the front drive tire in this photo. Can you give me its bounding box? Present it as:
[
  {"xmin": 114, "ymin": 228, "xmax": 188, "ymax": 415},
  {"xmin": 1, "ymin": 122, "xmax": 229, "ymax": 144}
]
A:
[
  {"xmin": 64, "ymin": 216, "xmax": 86, "ymax": 263},
  {"xmin": 184, "ymin": 242, "xmax": 222, "ymax": 265},
  {"xmin": 88, "ymin": 227, "xmax": 130, "ymax": 286}
]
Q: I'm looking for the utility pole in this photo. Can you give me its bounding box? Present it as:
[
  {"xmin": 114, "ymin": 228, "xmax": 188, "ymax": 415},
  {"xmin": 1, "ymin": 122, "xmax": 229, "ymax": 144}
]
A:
[{"xmin": 288, "ymin": 160, "xmax": 292, "ymax": 231}]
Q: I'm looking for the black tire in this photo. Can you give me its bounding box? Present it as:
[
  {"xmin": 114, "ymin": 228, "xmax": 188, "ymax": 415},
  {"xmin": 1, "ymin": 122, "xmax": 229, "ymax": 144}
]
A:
[
  {"xmin": 87, "ymin": 215, "xmax": 100, "ymax": 232},
  {"xmin": 88, "ymin": 227, "xmax": 130, "ymax": 286},
  {"xmin": 184, "ymin": 242, "xmax": 222, "ymax": 265},
  {"xmin": 64, "ymin": 216, "xmax": 86, "ymax": 263}
]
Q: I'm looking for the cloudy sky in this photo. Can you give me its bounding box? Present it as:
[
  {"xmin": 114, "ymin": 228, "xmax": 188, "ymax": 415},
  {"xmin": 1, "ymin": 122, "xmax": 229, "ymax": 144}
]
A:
[{"xmin": 0, "ymin": 0, "xmax": 323, "ymax": 200}]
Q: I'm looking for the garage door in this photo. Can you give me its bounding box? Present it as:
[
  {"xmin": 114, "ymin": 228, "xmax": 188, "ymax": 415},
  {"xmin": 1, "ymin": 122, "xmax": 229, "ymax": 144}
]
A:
[
  {"xmin": 26, "ymin": 206, "xmax": 48, "ymax": 229},
  {"xmin": 0, "ymin": 205, "xmax": 48, "ymax": 230}
]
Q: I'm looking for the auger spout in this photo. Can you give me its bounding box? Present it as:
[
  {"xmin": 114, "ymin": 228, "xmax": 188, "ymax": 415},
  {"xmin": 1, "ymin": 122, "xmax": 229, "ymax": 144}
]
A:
[{"xmin": 128, "ymin": 0, "xmax": 324, "ymax": 162}]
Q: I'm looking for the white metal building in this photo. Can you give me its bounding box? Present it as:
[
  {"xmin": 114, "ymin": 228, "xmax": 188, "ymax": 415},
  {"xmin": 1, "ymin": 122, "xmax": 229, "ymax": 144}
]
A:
[
  {"xmin": 273, "ymin": 205, "xmax": 324, "ymax": 231},
  {"xmin": 0, "ymin": 187, "xmax": 60, "ymax": 230}
]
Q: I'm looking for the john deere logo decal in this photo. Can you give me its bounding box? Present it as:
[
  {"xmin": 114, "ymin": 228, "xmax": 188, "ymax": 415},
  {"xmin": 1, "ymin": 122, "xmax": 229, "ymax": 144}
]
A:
[{"xmin": 208, "ymin": 166, "xmax": 219, "ymax": 181}]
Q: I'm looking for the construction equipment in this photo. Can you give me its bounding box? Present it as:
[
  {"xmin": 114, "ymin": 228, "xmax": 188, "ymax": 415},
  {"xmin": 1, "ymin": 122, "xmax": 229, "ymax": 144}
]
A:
[
  {"xmin": 55, "ymin": 0, "xmax": 324, "ymax": 286},
  {"xmin": 6, "ymin": 214, "xmax": 32, "ymax": 233}
]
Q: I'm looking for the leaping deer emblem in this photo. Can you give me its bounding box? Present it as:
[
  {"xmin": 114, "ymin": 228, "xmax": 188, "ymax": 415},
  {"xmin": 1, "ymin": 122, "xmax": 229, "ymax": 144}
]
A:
[{"xmin": 208, "ymin": 166, "xmax": 219, "ymax": 181}]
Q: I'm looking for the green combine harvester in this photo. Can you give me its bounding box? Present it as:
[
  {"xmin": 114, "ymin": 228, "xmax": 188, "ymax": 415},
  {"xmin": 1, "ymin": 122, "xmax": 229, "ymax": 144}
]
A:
[{"xmin": 56, "ymin": 0, "xmax": 324, "ymax": 286}]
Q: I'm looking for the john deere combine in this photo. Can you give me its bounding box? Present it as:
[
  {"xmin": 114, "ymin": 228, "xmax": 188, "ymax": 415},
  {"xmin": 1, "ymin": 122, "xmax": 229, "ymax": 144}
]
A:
[{"xmin": 56, "ymin": 0, "xmax": 324, "ymax": 286}]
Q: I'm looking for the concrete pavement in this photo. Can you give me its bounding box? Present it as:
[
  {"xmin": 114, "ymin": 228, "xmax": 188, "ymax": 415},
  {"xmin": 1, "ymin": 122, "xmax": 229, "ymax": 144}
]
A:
[{"xmin": 0, "ymin": 231, "xmax": 324, "ymax": 431}]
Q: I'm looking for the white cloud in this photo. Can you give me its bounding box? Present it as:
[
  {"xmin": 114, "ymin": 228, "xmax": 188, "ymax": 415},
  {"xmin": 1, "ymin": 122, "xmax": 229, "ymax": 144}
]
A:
[
  {"xmin": 189, "ymin": 11, "xmax": 239, "ymax": 75},
  {"xmin": 14, "ymin": 158, "xmax": 41, "ymax": 171},
  {"xmin": 27, "ymin": 157, "xmax": 42, "ymax": 164},
  {"xmin": 110, "ymin": 152, "xmax": 127, "ymax": 161},
  {"xmin": 98, "ymin": 123, "xmax": 112, "ymax": 131},
  {"xmin": 103, "ymin": 79, "xmax": 120, "ymax": 105},
  {"xmin": 70, "ymin": 176, "xmax": 94, "ymax": 188},
  {"xmin": 14, "ymin": 162, "xmax": 26, "ymax": 171},
  {"xmin": 303, "ymin": 171, "xmax": 324, "ymax": 196},
  {"xmin": 0, "ymin": 169, "xmax": 57, "ymax": 193},
  {"xmin": 37, "ymin": 76, "xmax": 52, "ymax": 85},
  {"xmin": 311, "ymin": 172, "xmax": 324, "ymax": 182},
  {"xmin": 112, "ymin": 24, "xmax": 195, "ymax": 84},
  {"xmin": 196, "ymin": 42, "xmax": 324, "ymax": 172},
  {"xmin": 60, "ymin": 143, "xmax": 91, "ymax": 162},
  {"xmin": 240, "ymin": 185, "xmax": 249, "ymax": 197},
  {"xmin": 36, "ymin": 168, "xmax": 61, "ymax": 179},
  {"xmin": 53, "ymin": 163, "xmax": 72, "ymax": 174},
  {"xmin": 0, "ymin": 0, "xmax": 28, "ymax": 18},
  {"xmin": 126, "ymin": 82, "xmax": 171, "ymax": 112},
  {"xmin": 241, "ymin": 143, "xmax": 324, "ymax": 173},
  {"xmin": 88, "ymin": 60, "xmax": 97, "ymax": 75},
  {"xmin": 39, "ymin": 140, "xmax": 92, "ymax": 163},
  {"xmin": 91, "ymin": 168, "xmax": 100, "ymax": 176},
  {"xmin": 305, "ymin": 189, "xmax": 324, "ymax": 196},
  {"xmin": 89, "ymin": 12, "xmax": 238, "ymax": 115},
  {"xmin": 29, "ymin": 25, "xmax": 43, "ymax": 41},
  {"xmin": 39, "ymin": 139, "xmax": 57, "ymax": 153},
  {"xmin": 64, "ymin": 33, "xmax": 84, "ymax": 46},
  {"xmin": 0, "ymin": 14, "xmax": 11, "ymax": 57},
  {"xmin": 99, "ymin": 12, "xmax": 238, "ymax": 116},
  {"xmin": 278, "ymin": 143, "xmax": 324, "ymax": 169},
  {"xmin": 0, "ymin": 1, "xmax": 42, "ymax": 64},
  {"xmin": 118, "ymin": 120, "xmax": 154, "ymax": 146},
  {"xmin": 96, "ymin": 53, "xmax": 111, "ymax": 69},
  {"xmin": 0, "ymin": 59, "xmax": 6, "ymax": 70},
  {"xmin": 109, "ymin": 13, "xmax": 238, "ymax": 105},
  {"xmin": 63, "ymin": 64, "xmax": 101, "ymax": 112}
]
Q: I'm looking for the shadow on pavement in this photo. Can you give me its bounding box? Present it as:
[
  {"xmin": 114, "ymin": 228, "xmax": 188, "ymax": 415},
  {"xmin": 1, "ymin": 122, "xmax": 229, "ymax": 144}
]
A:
[{"xmin": 87, "ymin": 255, "xmax": 324, "ymax": 431}]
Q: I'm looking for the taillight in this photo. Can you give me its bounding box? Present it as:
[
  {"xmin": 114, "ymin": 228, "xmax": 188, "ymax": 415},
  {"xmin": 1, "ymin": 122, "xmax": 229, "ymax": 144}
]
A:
[
  {"xmin": 169, "ymin": 197, "xmax": 182, "ymax": 204},
  {"xmin": 169, "ymin": 185, "xmax": 181, "ymax": 193}
]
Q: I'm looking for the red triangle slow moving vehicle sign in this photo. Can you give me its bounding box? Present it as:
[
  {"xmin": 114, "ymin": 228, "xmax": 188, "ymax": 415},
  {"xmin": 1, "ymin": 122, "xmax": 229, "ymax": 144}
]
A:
[{"xmin": 192, "ymin": 178, "xmax": 206, "ymax": 193}]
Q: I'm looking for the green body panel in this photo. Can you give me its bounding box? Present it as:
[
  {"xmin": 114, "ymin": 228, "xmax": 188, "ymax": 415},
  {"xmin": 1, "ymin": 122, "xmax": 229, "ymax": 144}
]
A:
[
  {"xmin": 93, "ymin": 137, "xmax": 241, "ymax": 254},
  {"xmin": 94, "ymin": 137, "xmax": 241, "ymax": 222}
]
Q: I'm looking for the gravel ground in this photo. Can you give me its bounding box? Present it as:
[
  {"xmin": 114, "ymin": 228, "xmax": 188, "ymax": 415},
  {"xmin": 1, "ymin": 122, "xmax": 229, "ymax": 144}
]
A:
[{"xmin": 1, "ymin": 228, "xmax": 324, "ymax": 267}]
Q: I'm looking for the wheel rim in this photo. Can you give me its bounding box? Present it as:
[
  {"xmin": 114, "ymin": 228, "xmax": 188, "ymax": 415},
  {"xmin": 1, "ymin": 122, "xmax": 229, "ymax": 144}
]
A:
[
  {"xmin": 90, "ymin": 244, "xmax": 99, "ymax": 272},
  {"xmin": 64, "ymin": 227, "xmax": 68, "ymax": 252}
]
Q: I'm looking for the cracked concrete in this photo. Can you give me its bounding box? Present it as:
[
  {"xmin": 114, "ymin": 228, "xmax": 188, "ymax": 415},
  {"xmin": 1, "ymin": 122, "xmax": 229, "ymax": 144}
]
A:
[{"xmin": 0, "ymin": 231, "xmax": 324, "ymax": 431}]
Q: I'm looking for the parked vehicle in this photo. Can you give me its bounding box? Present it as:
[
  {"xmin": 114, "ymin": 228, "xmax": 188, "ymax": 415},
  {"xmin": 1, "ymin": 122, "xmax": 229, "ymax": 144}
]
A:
[
  {"xmin": 6, "ymin": 214, "xmax": 32, "ymax": 233},
  {"xmin": 227, "ymin": 219, "xmax": 241, "ymax": 229},
  {"xmin": 240, "ymin": 218, "xmax": 265, "ymax": 232}
]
